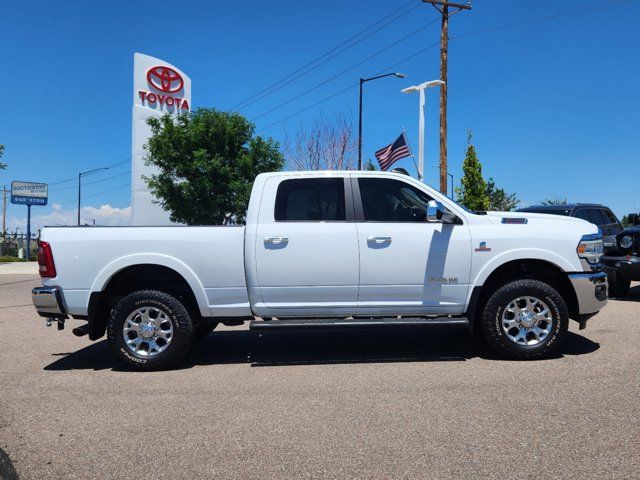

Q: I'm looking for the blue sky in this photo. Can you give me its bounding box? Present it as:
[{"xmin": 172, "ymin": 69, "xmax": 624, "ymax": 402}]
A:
[{"xmin": 1, "ymin": 0, "xmax": 638, "ymax": 230}]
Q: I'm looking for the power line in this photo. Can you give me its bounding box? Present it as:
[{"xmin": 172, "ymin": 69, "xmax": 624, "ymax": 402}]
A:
[
  {"xmin": 47, "ymin": 158, "xmax": 130, "ymax": 186},
  {"xmin": 257, "ymin": 41, "xmax": 441, "ymax": 133},
  {"xmin": 256, "ymin": 0, "xmax": 632, "ymax": 133},
  {"xmin": 48, "ymin": 170, "xmax": 131, "ymax": 192},
  {"xmin": 252, "ymin": 19, "xmax": 439, "ymax": 122},
  {"xmin": 453, "ymin": 0, "xmax": 631, "ymax": 40},
  {"xmin": 59, "ymin": 182, "xmax": 130, "ymax": 206},
  {"xmin": 106, "ymin": 158, "xmax": 131, "ymax": 168},
  {"xmin": 231, "ymin": 0, "xmax": 419, "ymax": 111}
]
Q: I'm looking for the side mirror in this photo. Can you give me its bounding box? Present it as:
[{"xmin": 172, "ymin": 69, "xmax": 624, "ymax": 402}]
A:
[
  {"xmin": 629, "ymin": 213, "xmax": 639, "ymax": 226},
  {"xmin": 426, "ymin": 200, "xmax": 444, "ymax": 222}
]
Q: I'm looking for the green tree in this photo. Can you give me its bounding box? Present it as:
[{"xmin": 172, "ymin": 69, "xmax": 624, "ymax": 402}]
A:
[
  {"xmin": 540, "ymin": 197, "xmax": 569, "ymax": 205},
  {"xmin": 144, "ymin": 108, "xmax": 284, "ymax": 225},
  {"xmin": 0, "ymin": 144, "xmax": 6, "ymax": 170},
  {"xmin": 486, "ymin": 177, "xmax": 519, "ymax": 211},
  {"xmin": 621, "ymin": 215, "xmax": 630, "ymax": 227},
  {"xmin": 455, "ymin": 131, "xmax": 489, "ymax": 212},
  {"xmin": 364, "ymin": 159, "xmax": 377, "ymax": 171}
]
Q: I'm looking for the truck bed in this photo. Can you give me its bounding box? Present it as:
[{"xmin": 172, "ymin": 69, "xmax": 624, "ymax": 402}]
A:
[{"xmin": 41, "ymin": 226, "xmax": 250, "ymax": 318}]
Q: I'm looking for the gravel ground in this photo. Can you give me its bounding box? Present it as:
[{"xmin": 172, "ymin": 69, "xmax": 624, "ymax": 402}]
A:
[{"xmin": 1, "ymin": 274, "xmax": 639, "ymax": 479}]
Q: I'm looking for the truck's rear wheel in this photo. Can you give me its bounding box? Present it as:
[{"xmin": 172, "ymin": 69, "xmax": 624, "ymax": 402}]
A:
[
  {"xmin": 480, "ymin": 279, "xmax": 568, "ymax": 359},
  {"xmin": 107, "ymin": 290, "xmax": 194, "ymax": 370}
]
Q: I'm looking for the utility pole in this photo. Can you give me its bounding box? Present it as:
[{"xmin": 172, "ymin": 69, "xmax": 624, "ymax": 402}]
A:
[{"xmin": 423, "ymin": 0, "xmax": 472, "ymax": 195}]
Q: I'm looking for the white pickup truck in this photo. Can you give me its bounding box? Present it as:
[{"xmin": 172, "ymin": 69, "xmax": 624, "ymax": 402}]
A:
[{"xmin": 32, "ymin": 171, "xmax": 608, "ymax": 370}]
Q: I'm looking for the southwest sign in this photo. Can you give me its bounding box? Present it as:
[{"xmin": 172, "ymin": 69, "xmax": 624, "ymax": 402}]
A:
[{"xmin": 11, "ymin": 181, "xmax": 48, "ymax": 206}]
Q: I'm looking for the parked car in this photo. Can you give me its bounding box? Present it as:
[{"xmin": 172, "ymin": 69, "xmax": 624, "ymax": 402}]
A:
[
  {"xmin": 517, "ymin": 204, "xmax": 635, "ymax": 296},
  {"xmin": 517, "ymin": 203, "xmax": 622, "ymax": 243},
  {"xmin": 33, "ymin": 171, "xmax": 607, "ymax": 370},
  {"xmin": 601, "ymin": 213, "xmax": 640, "ymax": 296}
]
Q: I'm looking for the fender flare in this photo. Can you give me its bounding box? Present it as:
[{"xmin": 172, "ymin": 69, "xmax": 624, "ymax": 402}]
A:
[
  {"xmin": 90, "ymin": 253, "xmax": 210, "ymax": 317},
  {"xmin": 468, "ymin": 249, "xmax": 574, "ymax": 305}
]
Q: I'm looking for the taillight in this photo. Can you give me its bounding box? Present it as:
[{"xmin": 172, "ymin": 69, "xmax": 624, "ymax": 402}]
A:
[{"xmin": 37, "ymin": 241, "xmax": 57, "ymax": 278}]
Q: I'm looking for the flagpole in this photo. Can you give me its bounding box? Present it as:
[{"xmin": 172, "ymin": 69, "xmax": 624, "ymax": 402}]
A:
[{"xmin": 402, "ymin": 128, "xmax": 420, "ymax": 181}]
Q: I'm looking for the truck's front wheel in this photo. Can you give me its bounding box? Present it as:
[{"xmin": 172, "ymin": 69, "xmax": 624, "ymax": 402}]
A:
[
  {"xmin": 107, "ymin": 290, "xmax": 194, "ymax": 370},
  {"xmin": 480, "ymin": 279, "xmax": 568, "ymax": 360}
]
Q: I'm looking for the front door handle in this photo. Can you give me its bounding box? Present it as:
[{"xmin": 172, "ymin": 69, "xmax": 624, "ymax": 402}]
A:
[
  {"xmin": 264, "ymin": 236, "xmax": 289, "ymax": 245},
  {"xmin": 367, "ymin": 236, "xmax": 391, "ymax": 244}
]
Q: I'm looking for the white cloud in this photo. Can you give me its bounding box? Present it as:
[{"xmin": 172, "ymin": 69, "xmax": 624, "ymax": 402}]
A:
[{"xmin": 6, "ymin": 203, "xmax": 131, "ymax": 233}]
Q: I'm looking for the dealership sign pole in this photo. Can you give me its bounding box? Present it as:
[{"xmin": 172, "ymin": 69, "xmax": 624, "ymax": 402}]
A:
[
  {"xmin": 10, "ymin": 181, "xmax": 48, "ymax": 260},
  {"xmin": 131, "ymin": 53, "xmax": 191, "ymax": 225}
]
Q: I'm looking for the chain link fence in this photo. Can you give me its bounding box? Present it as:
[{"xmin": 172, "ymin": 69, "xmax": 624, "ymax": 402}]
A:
[{"xmin": 0, "ymin": 233, "xmax": 38, "ymax": 258}]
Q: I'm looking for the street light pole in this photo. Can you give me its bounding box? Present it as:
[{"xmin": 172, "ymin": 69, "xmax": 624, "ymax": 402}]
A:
[
  {"xmin": 358, "ymin": 72, "xmax": 406, "ymax": 170},
  {"xmin": 77, "ymin": 167, "xmax": 109, "ymax": 226},
  {"xmin": 401, "ymin": 80, "xmax": 444, "ymax": 182}
]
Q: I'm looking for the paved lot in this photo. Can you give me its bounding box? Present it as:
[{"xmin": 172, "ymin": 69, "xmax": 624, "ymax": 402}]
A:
[
  {"xmin": 0, "ymin": 263, "xmax": 38, "ymax": 275},
  {"xmin": 1, "ymin": 274, "xmax": 639, "ymax": 480}
]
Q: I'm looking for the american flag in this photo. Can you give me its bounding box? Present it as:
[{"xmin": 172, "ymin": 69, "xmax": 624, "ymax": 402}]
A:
[{"xmin": 374, "ymin": 132, "xmax": 412, "ymax": 171}]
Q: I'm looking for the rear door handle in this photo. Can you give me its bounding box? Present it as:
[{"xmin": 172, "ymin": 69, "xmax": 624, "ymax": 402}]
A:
[
  {"xmin": 264, "ymin": 236, "xmax": 289, "ymax": 245},
  {"xmin": 367, "ymin": 236, "xmax": 391, "ymax": 244}
]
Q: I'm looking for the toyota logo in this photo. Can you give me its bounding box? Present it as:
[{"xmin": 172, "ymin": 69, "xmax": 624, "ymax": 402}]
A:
[{"xmin": 146, "ymin": 66, "xmax": 184, "ymax": 93}]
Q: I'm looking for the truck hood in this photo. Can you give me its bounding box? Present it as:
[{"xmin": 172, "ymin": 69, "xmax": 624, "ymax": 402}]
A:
[
  {"xmin": 620, "ymin": 226, "xmax": 640, "ymax": 235},
  {"xmin": 484, "ymin": 211, "xmax": 591, "ymax": 227}
]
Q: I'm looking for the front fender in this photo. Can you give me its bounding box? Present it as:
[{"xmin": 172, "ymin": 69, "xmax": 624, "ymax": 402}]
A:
[{"xmin": 472, "ymin": 248, "xmax": 577, "ymax": 288}]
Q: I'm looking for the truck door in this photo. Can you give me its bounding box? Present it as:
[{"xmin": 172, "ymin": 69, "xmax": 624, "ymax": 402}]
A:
[
  {"xmin": 253, "ymin": 176, "xmax": 359, "ymax": 316},
  {"xmin": 353, "ymin": 176, "xmax": 472, "ymax": 315}
]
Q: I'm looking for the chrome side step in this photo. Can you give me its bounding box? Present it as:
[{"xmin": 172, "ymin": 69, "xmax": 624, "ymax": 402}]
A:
[{"xmin": 249, "ymin": 316, "xmax": 469, "ymax": 331}]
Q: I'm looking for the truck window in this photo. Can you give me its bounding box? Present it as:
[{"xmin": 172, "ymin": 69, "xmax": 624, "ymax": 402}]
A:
[
  {"xmin": 601, "ymin": 209, "xmax": 619, "ymax": 225},
  {"xmin": 358, "ymin": 178, "xmax": 433, "ymax": 222},
  {"xmin": 274, "ymin": 178, "xmax": 346, "ymax": 221},
  {"xmin": 575, "ymin": 208, "xmax": 605, "ymax": 226}
]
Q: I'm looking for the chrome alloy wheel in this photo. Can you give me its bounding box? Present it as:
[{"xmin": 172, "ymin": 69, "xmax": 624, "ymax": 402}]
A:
[
  {"xmin": 501, "ymin": 296, "xmax": 553, "ymax": 346},
  {"xmin": 122, "ymin": 306, "xmax": 174, "ymax": 357}
]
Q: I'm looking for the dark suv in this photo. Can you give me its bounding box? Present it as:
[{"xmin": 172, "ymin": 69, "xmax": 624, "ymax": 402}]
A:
[{"xmin": 517, "ymin": 204, "xmax": 638, "ymax": 297}]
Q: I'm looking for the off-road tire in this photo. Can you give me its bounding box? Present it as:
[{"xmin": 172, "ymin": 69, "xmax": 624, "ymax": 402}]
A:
[
  {"xmin": 480, "ymin": 279, "xmax": 568, "ymax": 360},
  {"xmin": 608, "ymin": 271, "xmax": 630, "ymax": 298},
  {"xmin": 193, "ymin": 322, "xmax": 218, "ymax": 341},
  {"xmin": 107, "ymin": 290, "xmax": 194, "ymax": 370}
]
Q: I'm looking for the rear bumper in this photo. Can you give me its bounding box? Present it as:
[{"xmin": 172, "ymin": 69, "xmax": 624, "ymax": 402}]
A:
[
  {"xmin": 568, "ymin": 271, "xmax": 608, "ymax": 316},
  {"xmin": 602, "ymin": 255, "xmax": 640, "ymax": 280},
  {"xmin": 32, "ymin": 287, "xmax": 67, "ymax": 319}
]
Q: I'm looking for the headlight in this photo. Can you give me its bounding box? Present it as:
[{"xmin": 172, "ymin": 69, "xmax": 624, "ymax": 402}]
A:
[
  {"xmin": 620, "ymin": 235, "xmax": 634, "ymax": 250},
  {"xmin": 577, "ymin": 233, "xmax": 603, "ymax": 266}
]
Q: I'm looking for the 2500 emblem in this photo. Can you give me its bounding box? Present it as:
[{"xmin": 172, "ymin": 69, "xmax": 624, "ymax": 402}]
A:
[{"xmin": 428, "ymin": 276, "xmax": 459, "ymax": 285}]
